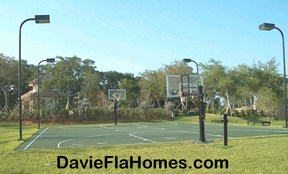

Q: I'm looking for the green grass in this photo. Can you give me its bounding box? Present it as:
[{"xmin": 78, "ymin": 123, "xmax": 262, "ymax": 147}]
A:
[
  {"xmin": 174, "ymin": 113, "xmax": 287, "ymax": 127},
  {"xmin": 0, "ymin": 121, "xmax": 288, "ymax": 173},
  {"xmin": 0, "ymin": 122, "xmax": 39, "ymax": 152}
]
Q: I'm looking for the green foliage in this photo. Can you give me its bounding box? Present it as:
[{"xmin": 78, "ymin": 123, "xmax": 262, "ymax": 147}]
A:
[
  {"xmin": 0, "ymin": 111, "xmax": 8, "ymax": 118},
  {"xmin": 0, "ymin": 53, "xmax": 19, "ymax": 112},
  {"xmin": 139, "ymin": 61, "xmax": 192, "ymax": 108},
  {"xmin": 256, "ymin": 87, "xmax": 282, "ymax": 116},
  {"xmin": 0, "ymin": 51, "xmax": 285, "ymax": 122},
  {"xmin": 240, "ymin": 110, "xmax": 245, "ymax": 117},
  {"xmin": 119, "ymin": 78, "xmax": 140, "ymax": 107},
  {"xmin": 142, "ymin": 108, "xmax": 170, "ymax": 119},
  {"xmin": 202, "ymin": 58, "xmax": 282, "ymax": 117},
  {"xmin": 80, "ymin": 71, "xmax": 102, "ymax": 106}
]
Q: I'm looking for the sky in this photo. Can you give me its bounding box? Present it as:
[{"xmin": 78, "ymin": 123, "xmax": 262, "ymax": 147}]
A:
[{"xmin": 0, "ymin": 0, "xmax": 288, "ymax": 76}]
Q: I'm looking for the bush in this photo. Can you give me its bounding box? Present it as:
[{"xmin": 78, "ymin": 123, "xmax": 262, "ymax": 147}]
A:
[
  {"xmin": 240, "ymin": 110, "xmax": 245, "ymax": 117},
  {"xmin": 0, "ymin": 112, "xmax": 8, "ymax": 120},
  {"xmin": 52, "ymin": 109, "xmax": 69, "ymax": 122},
  {"xmin": 245, "ymin": 110, "xmax": 258, "ymax": 117},
  {"xmin": 113, "ymin": 108, "xmax": 171, "ymax": 120},
  {"xmin": 182, "ymin": 108, "xmax": 189, "ymax": 116},
  {"xmin": 59, "ymin": 109, "xmax": 69, "ymax": 116}
]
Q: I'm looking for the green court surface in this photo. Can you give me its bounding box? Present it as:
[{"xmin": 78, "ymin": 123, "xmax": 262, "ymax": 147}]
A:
[{"xmin": 18, "ymin": 122, "xmax": 288, "ymax": 150}]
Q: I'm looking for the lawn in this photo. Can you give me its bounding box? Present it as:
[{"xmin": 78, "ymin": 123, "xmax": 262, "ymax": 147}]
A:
[{"xmin": 0, "ymin": 120, "xmax": 287, "ymax": 174}]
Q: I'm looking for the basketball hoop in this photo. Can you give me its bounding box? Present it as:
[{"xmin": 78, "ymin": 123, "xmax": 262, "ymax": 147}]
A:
[
  {"xmin": 108, "ymin": 89, "xmax": 126, "ymax": 101},
  {"xmin": 166, "ymin": 74, "xmax": 203, "ymax": 98},
  {"xmin": 114, "ymin": 96, "xmax": 121, "ymax": 102},
  {"xmin": 113, "ymin": 93, "xmax": 121, "ymax": 102},
  {"xmin": 177, "ymin": 91, "xmax": 184, "ymax": 97}
]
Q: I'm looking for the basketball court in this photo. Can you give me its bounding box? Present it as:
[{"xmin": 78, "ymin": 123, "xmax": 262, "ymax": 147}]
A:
[
  {"xmin": 17, "ymin": 73, "xmax": 288, "ymax": 150},
  {"xmin": 17, "ymin": 122, "xmax": 288, "ymax": 150}
]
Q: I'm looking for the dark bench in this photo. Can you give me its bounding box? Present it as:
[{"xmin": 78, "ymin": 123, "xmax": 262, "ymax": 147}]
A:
[
  {"xmin": 261, "ymin": 121, "xmax": 271, "ymax": 126},
  {"xmin": 247, "ymin": 120, "xmax": 271, "ymax": 126}
]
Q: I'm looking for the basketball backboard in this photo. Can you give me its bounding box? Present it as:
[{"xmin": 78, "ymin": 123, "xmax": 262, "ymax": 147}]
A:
[
  {"xmin": 108, "ymin": 89, "xmax": 126, "ymax": 100},
  {"xmin": 166, "ymin": 74, "xmax": 203, "ymax": 98}
]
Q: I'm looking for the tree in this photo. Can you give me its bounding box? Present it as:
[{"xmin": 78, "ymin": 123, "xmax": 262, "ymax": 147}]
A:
[
  {"xmin": 0, "ymin": 53, "xmax": 18, "ymax": 113},
  {"xmin": 231, "ymin": 64, "xmax": 255, "ymax": 109},
  {"xmin": 139, "ymin": 61, "xmax": 193, "ymax": 108},
  {"xmin": 99, "ymin": 71, "xmax": 135, "ymax": 91},
  {"xmin": 119, "ymin": 78, "xmax": 140, "ymax": 107},
  {"xmin": 81, "ymin": 71, "xmax": 103, "ymax": 107},
  {"xmin": 163, "ymin": 60, "xmax": 193, "ymax": 75},
  {"xmin": 201, "ymin": 59, "xmax": 226, "ymax": 112},
  {"xmin": 139, "ymin": 69, "xmax": 163, "ymax": 107},
  {"xmin": 44, "ymin": 56, "xmax": 85, "ymax": 110},
  {"xmin": 256, "ymin": 87, "xmax": 281, "ymax": 118}
]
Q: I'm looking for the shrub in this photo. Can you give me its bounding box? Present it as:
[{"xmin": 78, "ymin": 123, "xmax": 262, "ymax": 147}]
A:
[
  {"xmin": 0, "ymin": 112, "xmax": 8, "ymax": 120},
  {"xmin": 240, "ymin": 110, "xmax": 245, "ymax": 117},
  {"xmin": 182, "ymin": 108, "xmax": 189, "ymax": 116}
]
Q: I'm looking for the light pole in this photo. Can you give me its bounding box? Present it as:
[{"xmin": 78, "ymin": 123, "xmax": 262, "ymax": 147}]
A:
[
  {"xmin": 19, "ymin": 15, "xmax": 50, "ymax": 140},
  {"xmin": 182, "ymin": 58, "xmax": 206, "ymax": 142},
  {"xmin": 259, "ymin": 23, "xmax": 287, "ymax": 128},
  {"xmin": 37, "ymin": 58, "xmax": 55, "ymax": 129},
  {"xmin": 183, "ymin": 58, "xmax": 199, "ymax": 74}
]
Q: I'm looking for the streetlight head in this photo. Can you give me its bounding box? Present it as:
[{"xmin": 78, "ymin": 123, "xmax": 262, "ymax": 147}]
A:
[
  {"xmin": 182, "ymin": 58, "xmax": 192, "ymax": 63},
  {"xmin": 35, "ymin": 15, "xmax": 50, "ymax": 24},
  {"xmin": 46, "ymin": 58, "xmax": 55, "ymax": 63},
  {"xmin": 259, "ymin": 23, "xmax": 275, "ymax": 31}
]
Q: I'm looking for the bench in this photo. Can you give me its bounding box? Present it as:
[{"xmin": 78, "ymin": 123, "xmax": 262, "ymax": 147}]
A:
[
  {"xmin": 247, "ymin": 120, "xmax": 271, "ymax": 126},
  {"xmin": 261, "ymin": 121, "xmax": 271, "ymax": 126}
]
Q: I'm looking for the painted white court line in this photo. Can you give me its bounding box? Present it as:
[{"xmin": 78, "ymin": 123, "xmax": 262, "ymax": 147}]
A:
[
  {"xmin": 23, "ymin": 127, "xmax": 48, "ymax": 150},
  {"xmin": 233, "ymin": 129, "xmax": 288, "ymax": 133},
  {"xmin": 99, "ymin": 125, "xmax": 112, "ymax": 129},
  {"xmin": 57, "ymin": 133, "xmax": 126, "ymax": 148},
  {"xmin": 100, "ymin": 125, "xmax": 148, "ymax": 130},
  {"xmin": 58, "ymin": 138, "xmax": 75, "ymax": 148},
  {"xmin": 128, "ymin": 133, "xmax": 158, "ymax": 144},
  {"xmin": 135, "ymin": 124, "xmax": 148, "ymax": 128}
]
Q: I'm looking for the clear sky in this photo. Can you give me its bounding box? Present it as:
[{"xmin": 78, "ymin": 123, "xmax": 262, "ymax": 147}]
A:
[{"xmin": 0, "ymin": 0, "xmax": 287, "ymax": 75}]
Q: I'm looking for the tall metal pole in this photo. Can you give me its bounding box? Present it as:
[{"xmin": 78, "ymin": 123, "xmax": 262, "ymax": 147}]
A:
[
  {"xmin": 183, "ymin": 58, "xmax": 206, "ymax": 142},
  {"xmin": 37, "ymin": 60, "xmax": 45, "ymax": 129},
  {"xmin": 38, "ymin": 62, "xmax": 40, "ymax": 129},
  {"xmin": 19, "ymin": 18, "xmax": 35, "ymax": 140},
  {"xmin": 259, "ymin": 23, "xmax": 287, "ymax": 128},
  {"xmin": 274, "ymin": 27, "xmax": 288, "ymax": 128},
  {"xmin": 37, "ymin": 58, "xmax": 55, "ymax": 129}
]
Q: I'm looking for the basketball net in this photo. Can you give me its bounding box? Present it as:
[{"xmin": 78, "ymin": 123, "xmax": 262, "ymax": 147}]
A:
[
  {"xmin": 115, "ymin": 96, "xmax": 121, "ymax": 102},
  {"xmin": 177, "ymin": 91, "xmax": 184, "ymax": 97}
]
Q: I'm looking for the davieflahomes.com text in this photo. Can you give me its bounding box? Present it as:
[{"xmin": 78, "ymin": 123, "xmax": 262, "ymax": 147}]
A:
[{"xmin": 57, "ymin": 155, "xmax": 229, "ymax": 170}]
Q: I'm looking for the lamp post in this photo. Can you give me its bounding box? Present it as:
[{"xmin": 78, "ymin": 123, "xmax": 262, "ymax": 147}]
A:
[
  {"xmin": 19, "ymin": 15, "xmax": 50, "ymax": 140},
  {"xmin": 37, "ymin": 58, "xmax": 55, "ymax": 129},
  {"xmin": 182, "ymin": 58, "xmax": 206, "ymax": 142},
  {"xmin": 183, "ymin": 58, "xmax": 199, "ymax": 74},
  {"xmin": 259, "ymin": 23, "xmax": 287, "ymax": 128}
]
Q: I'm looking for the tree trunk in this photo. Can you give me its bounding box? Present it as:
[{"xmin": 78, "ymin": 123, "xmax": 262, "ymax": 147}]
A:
[
  {"xmin": 249, "ymin": 96, "xmax": 253, "ymax": 109},
  {"xmin": 206, "ymin": 97, "xmax": 212, "ymax": 111},
  {"xmin": 225, "ymin": 89, "xmax": 233, "ymax": 116},
  {"xmin": 206, "ymin": 93, "xmax": 216, "ymax": 111},
  {"xmin": 65, "ymin": 92, "xmax": 70, "ymax": 110},
  {"xmin": 0, "ymin": 86, "xmax": 10, "ymax": 113}
]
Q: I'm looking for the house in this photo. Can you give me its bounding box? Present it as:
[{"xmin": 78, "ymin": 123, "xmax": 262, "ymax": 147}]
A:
[{"xmin": 21, "ymin": 76, "xmax": 64, "ymax": 113}]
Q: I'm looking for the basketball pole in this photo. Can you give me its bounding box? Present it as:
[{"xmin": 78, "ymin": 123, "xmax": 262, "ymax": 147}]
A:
[
  {"xmin": 114, "ymin": 99, "xmax": 118, "ymax": 125},
  {"xmin": 182, "ymin": 58, "xmax": 206, "ymax": 143},
  {"xmin": 198, "ymin": 85, "xmax": 206, "ymax": 142}
]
